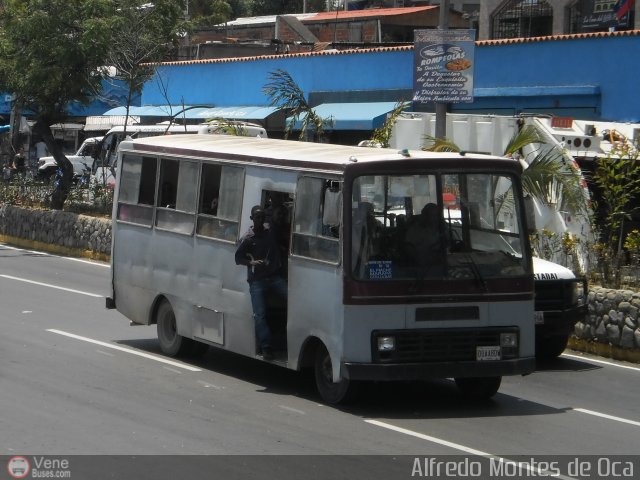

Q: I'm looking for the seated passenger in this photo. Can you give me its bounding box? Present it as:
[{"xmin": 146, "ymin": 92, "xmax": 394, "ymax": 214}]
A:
[{"xmin": 404, "ymin": 203, "xmax": 445, "ymax": 268}]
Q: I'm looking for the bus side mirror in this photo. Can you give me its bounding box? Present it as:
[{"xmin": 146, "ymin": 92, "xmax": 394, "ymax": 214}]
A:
[{"xmin": 524, "ymin": 196, "xmax": 536, "ymax": 234}]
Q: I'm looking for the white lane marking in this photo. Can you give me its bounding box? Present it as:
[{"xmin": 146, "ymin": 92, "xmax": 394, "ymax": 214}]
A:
[
  {"xmin": 562, "ymin": 353, "xmax": 640, "ymax": 372},
  {"xmin": 365, "ymin": 420, "xmax": 577, "ymax": 480},
  {"xmin": 0, "ymin": 274, "xmax": 103, "ymax": 298},
  {"xmin": 366, "ymin": 419, "xmax": 489, "ymax": 456},
  {"xmin": 279, "ymin": 405, "xmax": 306, "ymax": 415},
  {"xmin": 0, "ymin": 243, "xmax": 109, "ymax": 267},
  {"xmin": 573, "ymin": 408, "xmax": 640, "ymax": 427},
  {"xmin": 47, "ymin": 329, "xmax": 202, "ymax": 372}
]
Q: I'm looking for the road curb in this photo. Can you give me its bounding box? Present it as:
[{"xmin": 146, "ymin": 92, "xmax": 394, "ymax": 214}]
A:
[
  {"xmin": 0, "ymin": 233, "xmax": 110, "ymax": 262},
  {"xmin": 568, "ymin": 337, "xmax": 640, "ymax": 364}
]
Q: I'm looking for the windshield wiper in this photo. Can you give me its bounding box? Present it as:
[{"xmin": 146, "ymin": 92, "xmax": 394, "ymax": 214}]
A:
[{"xmin": 463, "ymin": 253, "xmax": 488, "ymax": 292}]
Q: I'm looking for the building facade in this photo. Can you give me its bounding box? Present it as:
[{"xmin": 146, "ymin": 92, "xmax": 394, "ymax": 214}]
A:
[{"xmin": 139, "ymin": 29, "xmax": 640, "ymax": 146}]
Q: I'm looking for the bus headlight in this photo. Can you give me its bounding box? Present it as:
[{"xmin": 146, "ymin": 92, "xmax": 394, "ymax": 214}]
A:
[
  {"xmin": 377, "ymin": 336, "xmax": 396, "ymax": 352},
  {"xmin": 500, "ymin": 333, "xmax": 518, "ymax": 348}
]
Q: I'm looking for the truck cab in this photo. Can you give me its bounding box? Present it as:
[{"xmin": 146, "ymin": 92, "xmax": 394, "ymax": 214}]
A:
[{"xmin": 37, "ymin": 136, "xmax": 102, "ymax": 182}]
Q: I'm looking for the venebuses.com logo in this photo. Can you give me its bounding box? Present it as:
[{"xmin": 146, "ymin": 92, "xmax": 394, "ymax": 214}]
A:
[
  {"xmin": 6, "ymin": 456, "xmax": 71, "ymax": 478},
  {"xmin": 6, "ymin": 456, "xmax": 30, "ymax": 479}
]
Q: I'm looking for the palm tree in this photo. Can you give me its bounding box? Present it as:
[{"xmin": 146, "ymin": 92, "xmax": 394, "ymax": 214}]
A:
[
  {"xmin": 369, "ymin": 100, "xmax": 411, "ymax": 148},
  {"xmin": 262, "ymin": 69, "xmax": 333, "ymax": 141},
  {"xmin": 423, "ymin": 125, "xmax": 589, "ymax": 217}
]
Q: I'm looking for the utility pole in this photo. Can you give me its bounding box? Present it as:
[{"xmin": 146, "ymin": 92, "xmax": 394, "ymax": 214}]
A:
[{"xmin": 435, "ymin": 0, "xmax": 450, "ymax": 140}]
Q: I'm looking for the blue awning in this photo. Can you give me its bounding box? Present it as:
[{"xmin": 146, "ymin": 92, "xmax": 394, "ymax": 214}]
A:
[
  {"xmin": 101, "ymin": 105, "xmax": 202, "ymax": 117},
  {"xmin": 290, "ymin": 102, "xmax": 400, "ymax": 131}
]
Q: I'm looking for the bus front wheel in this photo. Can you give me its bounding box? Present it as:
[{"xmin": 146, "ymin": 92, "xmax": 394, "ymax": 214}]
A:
[
  {"xmin": 156, "ymin": 300, "xmax": 207, "ymax": 357},
  {"xmin": 454, "ymin": 376, "xmax": 501, "ymax": 400},
  {"xmin": 314, "ymin": 346, "xmax": 358, "ymax": 405}
]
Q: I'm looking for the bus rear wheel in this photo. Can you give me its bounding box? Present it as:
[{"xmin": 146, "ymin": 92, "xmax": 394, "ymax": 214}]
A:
[
  {"xmin": 454, "ymin": 376, "xmax": 501, "ymax": 400},
  {"xmin": 314, "ymin": 346, "xmax": 358, "ymax": 405},
  {"xmin": 156, "ymin": 300, "xmax": 207, "ymax": 357}
]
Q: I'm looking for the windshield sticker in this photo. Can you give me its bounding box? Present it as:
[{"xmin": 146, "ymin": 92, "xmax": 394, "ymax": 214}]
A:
[{"xmin": 368, "ymin": 261, "xmax": 393, "ymax": 280}]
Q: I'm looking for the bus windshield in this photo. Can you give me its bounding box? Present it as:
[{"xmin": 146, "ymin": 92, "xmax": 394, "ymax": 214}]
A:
[{"xmin": 350, "ymin": 172, "xmax": 528, "ymax": 281}]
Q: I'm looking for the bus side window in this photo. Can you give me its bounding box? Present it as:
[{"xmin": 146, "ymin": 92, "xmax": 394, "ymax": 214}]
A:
[
  {"xmin": 155, "ymin": 158, "xmax": 198, "ymax": 235},
  {"xmin": 292, "ymin": 177, "xmax": 340, "ymax": 263},
  {"xmin": 196, "ymin": 163, "xmax": 244, "ymax": 242},
  {"xmin": 116, "ymin": 155, "xmax": 157, "ymax": 226}
]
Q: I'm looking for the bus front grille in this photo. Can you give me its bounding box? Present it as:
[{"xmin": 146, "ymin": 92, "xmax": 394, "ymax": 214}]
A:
[{"xmin": 372, "ymin": 327, "xmax": 519, "ymax": 363}]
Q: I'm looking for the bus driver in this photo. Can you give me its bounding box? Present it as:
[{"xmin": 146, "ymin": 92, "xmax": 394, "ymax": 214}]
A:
[{"xmin": 235, "ymin": 205, "xmax": 287, "ymax": 361}]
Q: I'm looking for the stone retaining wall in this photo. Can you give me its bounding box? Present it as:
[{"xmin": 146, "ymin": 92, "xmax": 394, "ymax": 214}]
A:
[
  {"xmin": 573, "ymin": 286, "xmax": 640, "ymax": 353},
  {"xmin": 1, "ymin": 205, "xmax": 640, "ymax": 359},
  {"xmin": 0, "ymin": 205, "xmax": 111, "ymax": 260}
]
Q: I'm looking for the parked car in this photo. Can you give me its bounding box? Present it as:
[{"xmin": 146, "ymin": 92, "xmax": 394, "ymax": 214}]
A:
[{"xmin": 37, "ymin": 136, "xmax": 102, "ymax": 182}]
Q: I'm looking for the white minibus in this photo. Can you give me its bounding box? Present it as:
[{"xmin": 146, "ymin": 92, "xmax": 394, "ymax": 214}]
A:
[{"xmin": 107, "ymin": 134, "xmax": 536, "ymax": 404}]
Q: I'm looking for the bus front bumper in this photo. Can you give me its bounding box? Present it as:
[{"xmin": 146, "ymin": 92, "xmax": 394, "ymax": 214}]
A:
[{"xmin": 343, "ymin": 357, "xmax": 536, "ymax": 381}]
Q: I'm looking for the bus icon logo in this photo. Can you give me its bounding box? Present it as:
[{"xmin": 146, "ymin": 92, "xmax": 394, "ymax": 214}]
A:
[{"xmin": 7, "ymin": 456, "xmax": 30, "ymax": 479}]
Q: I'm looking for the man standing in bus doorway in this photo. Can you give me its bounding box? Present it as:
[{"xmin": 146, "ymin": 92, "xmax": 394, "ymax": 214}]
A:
[{"xmin": 235, "ymin": 205, "xmax": 287, "ymax": 361}]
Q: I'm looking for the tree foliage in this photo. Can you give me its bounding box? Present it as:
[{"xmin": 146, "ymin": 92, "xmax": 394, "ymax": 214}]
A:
[
  {"xmin": 104, "ymin": 1, "xmax": 188, "ymax": 137},
  {"xmin": 251, "ymin": 0, "xmax": 304, "ymax": 16},
  {"xmin": 188, "ymin": 0, "xmax": 233, "ymax": 28},
  {"xmin": 592, "ymin": 144, "xmax": 640, "ymax": 254},
  {"xmin": 0, "ymin": 0, "xmax": 186, "ymax": 209},
  {"xmin": 0, "ymin": 0, "xmax": 116, "ymax": 208}
]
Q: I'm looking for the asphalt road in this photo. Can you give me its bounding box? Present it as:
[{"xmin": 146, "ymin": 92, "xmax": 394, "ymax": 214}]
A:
[{"xmin": 1, "ymin": 243, "xmax": 639, "ymax": 479}]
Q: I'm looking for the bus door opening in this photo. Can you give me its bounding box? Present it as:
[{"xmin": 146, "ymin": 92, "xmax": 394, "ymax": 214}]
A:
[{"xmin": 261, "ymin": 190, "xmax": 293, "ymax": 356}]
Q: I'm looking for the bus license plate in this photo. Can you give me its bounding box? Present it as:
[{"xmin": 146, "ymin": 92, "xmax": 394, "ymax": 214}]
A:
[
  {"xmin": 534, "ymin": 311, "xmax": 544, "ymax": 324},
  {"xmin": 477, "ymin": 346, "xmax": 501, "ymax": 361}
]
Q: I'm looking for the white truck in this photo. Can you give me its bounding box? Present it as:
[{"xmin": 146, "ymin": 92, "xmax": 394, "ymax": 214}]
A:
[
  {"xmin": 389, "ymin": 112, "xmax": 590, "ymax": 358},
  {"xmin": 532, "ymin": 257, "xmax": 587, "ymax": 359},
  {"xmin": 37, "ymin": 136, "xmax": 102, "ymax": 182}
]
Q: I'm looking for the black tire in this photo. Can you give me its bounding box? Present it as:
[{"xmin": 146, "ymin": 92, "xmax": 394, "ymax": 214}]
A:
[
  {"xmin": 156, "ymin": 300, "xmax": 206, "ymax": 357},
  {"xmin": 314, "ymin": 345, "xmax": 358, "ymax": 405},
  {"xmin": 536, "ymin": 334, "xmax": 570, "ymax": 360},
  {"xmin": 455, "ymin": 376, "xmax": 502, "ymax": 399}
]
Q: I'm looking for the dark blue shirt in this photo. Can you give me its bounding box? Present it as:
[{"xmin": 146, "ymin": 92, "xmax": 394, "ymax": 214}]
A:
[{"xmin": 235, "ymin": 226, "xmax": 284, "ymax": 283}]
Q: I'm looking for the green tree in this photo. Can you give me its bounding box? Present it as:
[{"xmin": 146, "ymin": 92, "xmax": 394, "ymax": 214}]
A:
[
  {"xmin": 104, "ymin": 1, "xmax": 187, "ymax": 139},
  {"xmin": 188, "ymin": 0, "xmax": 233, "ymax": 28},
  {"xmin": 251, "ymin": 0, "xmax": 303, "ymax": 16},
  {"xmin": 0, "ymin": 0, "xmax": 185, "ymax": 209},
  {"xmin": 0, "ymin": 0, "xmax": 116, "ymax": 209},
  {"xmin": 591, "ymin": 143, "xmax": 640, "ymax": 286}
]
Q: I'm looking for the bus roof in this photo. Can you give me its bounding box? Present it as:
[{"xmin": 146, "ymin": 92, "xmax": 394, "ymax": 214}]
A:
[{"xmin": 121, "ymin": 134, "xmax": 518, "ymax": 172}]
